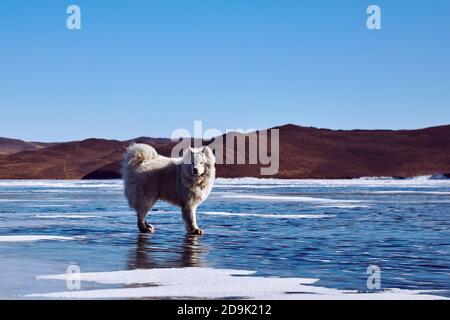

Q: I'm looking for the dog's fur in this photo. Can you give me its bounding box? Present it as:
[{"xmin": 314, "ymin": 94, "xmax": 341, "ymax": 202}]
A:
[{"xmin": 122, "ymin": 143, "xmax": 216, "ymax": 235}]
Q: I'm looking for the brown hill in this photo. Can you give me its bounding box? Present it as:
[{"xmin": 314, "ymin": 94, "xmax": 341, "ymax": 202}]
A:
[
  {"xmin": 0, "ymin": 137, "xmax": 53, "ymax": 155},
  {"xmin": 213, "ymin": 124, "xmax": 450, "ymax": 179},
  {"xmin": 0, "ymin": 139, "xmax": 126, "ymax": 179},
  {"xmin": 0, "ymin": 125, "xmax": 449, "ymax": 179}
]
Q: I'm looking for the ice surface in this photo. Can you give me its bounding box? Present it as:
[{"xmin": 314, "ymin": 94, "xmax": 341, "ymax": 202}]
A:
[
  {"xmin": 219, "ymin": 193, "xmax": 370, "ymax": 209},
  {"xmin": 35, "ymin": 215, "xmax": 99, "ymax": 219},
  {"xmin": 369, "ymin": 191, "xmax": 450, "ymax": 195},
  {"xmin": 220, "ymin": 194, "xmax": 361, "ymax": 202},
  {"xmin": 2, "ymin": 178, "xmax": 450, "ymax": 299},
  {"xmin": 317, "ymin": 205, "xmax": 371, "ymax": 209}
]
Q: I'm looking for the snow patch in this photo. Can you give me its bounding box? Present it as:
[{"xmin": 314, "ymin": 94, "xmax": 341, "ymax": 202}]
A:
[
  {"xmin": 0, "ymin": 235, "xmax": 78, "ymax": 242},
  {"xmin": 28, "ymin": 267, "xmax": 446, "ymax": 300},
  {"xmin": 0, "ymin": 180, "xmax": 122, "ymax": 189}
]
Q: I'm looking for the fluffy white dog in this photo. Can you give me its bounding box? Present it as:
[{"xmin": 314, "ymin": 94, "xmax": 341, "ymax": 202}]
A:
[{"xmin": 123, "ymin": 143, "xmax": 216, "ymax": 235}]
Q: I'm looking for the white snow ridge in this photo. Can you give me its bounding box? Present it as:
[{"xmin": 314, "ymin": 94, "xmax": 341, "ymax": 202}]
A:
[
  {"xmin": 202, "ymin": 211, "xmax": 331, "ymax": 219},
  {"xmin": 28, "ymin": 267, "xmax": 447, "ymax": 300}
]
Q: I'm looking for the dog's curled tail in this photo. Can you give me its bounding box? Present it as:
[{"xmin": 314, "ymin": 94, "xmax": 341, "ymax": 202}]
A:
[{"xmin": 124, "ymin": 143, "xmax": 158, "ymax": 168}]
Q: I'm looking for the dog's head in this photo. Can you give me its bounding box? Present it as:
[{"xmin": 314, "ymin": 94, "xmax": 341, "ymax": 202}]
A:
[{"xmin": 183, "ymin": 146, "xmax": 215, "ymax": 177}]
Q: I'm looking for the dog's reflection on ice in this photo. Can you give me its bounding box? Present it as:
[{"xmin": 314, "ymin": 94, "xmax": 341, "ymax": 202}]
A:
[{"xmin": 128, "ymin": 234, "xmax": 208, "ymax": 270}]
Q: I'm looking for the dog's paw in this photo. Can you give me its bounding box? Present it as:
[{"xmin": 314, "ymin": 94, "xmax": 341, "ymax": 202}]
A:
[
  {"xmin": 191, "ymin": 228, "xmax": 204, "ymax": 236},
  {"xmin": 138, "ymin": 222, "xmax": 155, "ymax": 233}
]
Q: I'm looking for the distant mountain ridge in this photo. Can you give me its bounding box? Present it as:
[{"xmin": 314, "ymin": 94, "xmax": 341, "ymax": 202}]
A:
[{"xmin": 0, "ymin": 124, "xmax": 449, "ymax": 179}]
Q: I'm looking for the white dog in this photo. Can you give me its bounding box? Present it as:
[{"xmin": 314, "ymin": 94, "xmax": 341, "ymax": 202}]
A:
[{"xmin": 122, "ymin": 143, "xmax": 216, "ymax": 235}]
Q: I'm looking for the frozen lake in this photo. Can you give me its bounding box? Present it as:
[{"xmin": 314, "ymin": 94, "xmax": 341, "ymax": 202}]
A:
[{"xmin": 0, "ymin": 178, "xmax": 450, "ymax": 299}]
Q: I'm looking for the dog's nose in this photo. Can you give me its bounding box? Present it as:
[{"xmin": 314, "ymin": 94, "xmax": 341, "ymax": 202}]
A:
[{"xmin": 193, "ymin": 168, "xmax": 199, "ymax": 175}]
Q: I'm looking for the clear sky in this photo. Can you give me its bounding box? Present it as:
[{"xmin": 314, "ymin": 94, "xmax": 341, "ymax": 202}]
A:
[{"xmin": 1, "ymin": 0, "xmax": 449, "ymax": 141}]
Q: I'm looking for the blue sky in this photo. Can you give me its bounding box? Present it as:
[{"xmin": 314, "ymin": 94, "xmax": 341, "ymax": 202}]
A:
[{"xmin": 1, "ymin": 0, "xmax": 449, "ymax": 141}]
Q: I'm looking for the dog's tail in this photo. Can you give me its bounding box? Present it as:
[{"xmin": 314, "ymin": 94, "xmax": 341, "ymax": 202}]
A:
[{"xmin": 123, "ymin": 143, "xmax": 158, "ymax": 169}]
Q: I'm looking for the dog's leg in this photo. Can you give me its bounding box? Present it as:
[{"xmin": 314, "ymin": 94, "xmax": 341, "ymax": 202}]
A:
[
  {"xmin": 137, "ymin": 211, "xmax": 154, "ymax": 233},
  {"xmin": 136, "ymin": 200, "xmax": 156, "ymax": 233},
  {"xmin": 182, "ymin": 204, "xmax": 203, "ymax": 235},
  {"xmin": 137, "ymin": 209, "xmax": 154, "ymax": 233}
]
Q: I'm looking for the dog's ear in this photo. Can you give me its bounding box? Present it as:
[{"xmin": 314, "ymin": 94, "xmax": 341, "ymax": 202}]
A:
[{"xmin": 202, "ymin": 146, "xmax": 215, "ymax": 164}]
